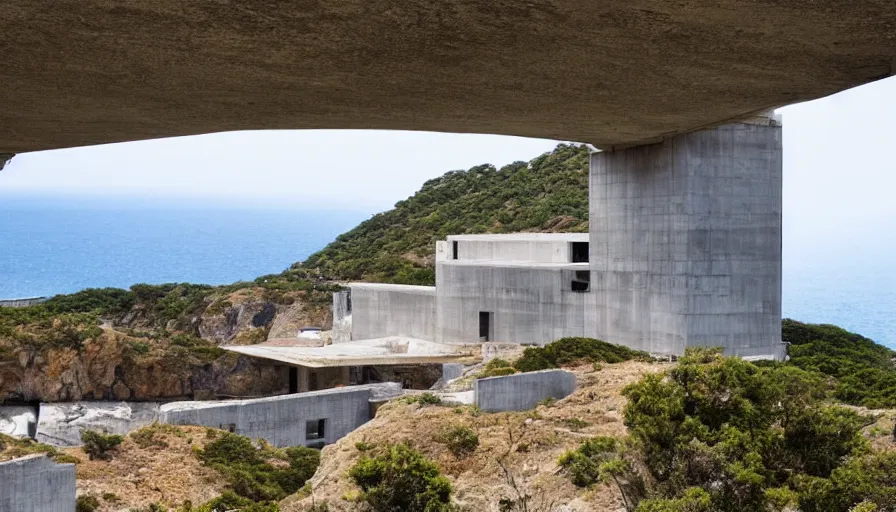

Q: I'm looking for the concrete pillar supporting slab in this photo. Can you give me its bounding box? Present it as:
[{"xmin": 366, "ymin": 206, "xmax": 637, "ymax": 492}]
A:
[
  {"xmin": 588, "ymin": 120, "xmax": 784, "ymax": 359},
  {"xmin": 296, "ymin": 366, "xmax": 310, "ymax": 393}
]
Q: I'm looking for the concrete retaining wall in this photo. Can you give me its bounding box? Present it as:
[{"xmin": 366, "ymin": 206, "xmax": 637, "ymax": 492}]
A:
[
  {"xmin": 350, "ymin": 284, "xmax": 436, "ymax": 341},
  {"xmin": 0, "ymin": 455, "xmax": 75, "ymax": 512},
  {"xmin": 159, "ymin": 383, "xmax": 401, "ymax": 447},
  {"xmin": 332, "ymin": 290, "xmax": 352, "ymax": 343},
  {"xmin": 36, "ymin": 402, "xmax": 161, "ymax": 447},
  {"xmin": 474, "ymin": 370, "xmax": 576, "ymax": 412}
]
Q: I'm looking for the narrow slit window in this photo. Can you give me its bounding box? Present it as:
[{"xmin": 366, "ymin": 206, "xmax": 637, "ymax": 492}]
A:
[{"xmin": 452, "ymin": 241, "xmax": 459, "ymax": 260}]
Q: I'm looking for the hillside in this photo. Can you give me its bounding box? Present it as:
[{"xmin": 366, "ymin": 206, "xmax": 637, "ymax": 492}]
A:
[{"xmin": 302, "ymin": 144, "xmax": 590, "ymax": 285}]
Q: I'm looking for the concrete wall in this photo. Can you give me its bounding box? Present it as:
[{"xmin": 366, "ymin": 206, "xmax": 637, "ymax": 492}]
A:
[
  {"xmin": 332, "ymin": 290, "xmax": 352, "ymax": 343},
  {"xmin": 350, "ymin": 284, "xmax": 436, "ymax": 341},
  {"xmin": 159, "ymin": 383, "xmax": 401, "ymax": 447},
  {"xmin": 589, "ymin": 120, "xmax": 784, "ymax": 358},
  {"xmin": 435, "ymin": 263, "xmax": 588, "ymax": 344},
  {"xmin": 445, "ymin": 234, "xmax": 588, "ymax": 264},
  {"xmin": 0, "ymin": 455, "xmax": 75, "ymax": 512},
  {"xmin": 0, "ymin": 297, "xmax": 48, "ymax": 308},
  {"xmin": 36, "ymin": 402, "xmax": 161, "ymax": 447},
  {"xmin": 474, "ymin": 370, "xmax": 576, "ymax": 412}
]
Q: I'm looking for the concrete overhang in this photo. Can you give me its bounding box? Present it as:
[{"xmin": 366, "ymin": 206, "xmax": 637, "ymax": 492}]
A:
[
  {"xmin": 223, "ymin": 337, "xmax": 478, "ymax": 368},
  {"xmin": 2, "ymin": 1, "xmax": 895, "ymax": 154}
]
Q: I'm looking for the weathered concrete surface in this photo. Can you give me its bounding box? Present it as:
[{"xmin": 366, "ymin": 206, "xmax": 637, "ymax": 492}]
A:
[
  {"xmin": 0, "ymin": 297, "xmax": 47, "ymax": 308},
  {"xmin": 474, "ymin": 370, "xmax": 576, "ymax": 412},
  {"xmin": 159, "ymin": 383, "xmax": 402, "ymax": 447},
  {"xmin": 444, "ymin": 234, "xmax": 589, "ymax": 264},
  {"xmin": 589, "ymin": 120, "xmax": 785, "ymax": 359},
  {"xmin": 0, "ymin": 455, "xmax": 75, "ymax": 512},
  {"xmin": 332, "ymin": 291, "xmax": 352, "ymax": 343},
  {"xmin": 0, "ymin": 406, "xmax": 38, "ymax": 438},
  {"xmin": 350, "ymin": 284, "xmax": 437, "ymax": 342},
  {"xmin": 35, "ymin": 402, "xmax": 160, "ymax": 447},
  {"xmin": 2, "ymin": 2, "xmax": 894, "ymax": 153},
  {"xmin": 436, "ymin": 262, "xmax": 589, "ymax": 344}
]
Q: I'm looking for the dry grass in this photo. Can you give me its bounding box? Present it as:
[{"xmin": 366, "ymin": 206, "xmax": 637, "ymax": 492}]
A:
[
  {"xmin": 68, "ymin": 424, "xmax": 229, "ymax": 511},
  {"xmin": 282, "ymin": 361, "xmax": 665, "ymax": 512}
]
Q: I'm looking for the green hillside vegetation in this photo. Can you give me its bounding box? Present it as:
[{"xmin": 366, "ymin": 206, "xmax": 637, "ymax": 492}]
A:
[{"xmin": 302, "ymin": 143, "xmax": 590, "ymax": 285}]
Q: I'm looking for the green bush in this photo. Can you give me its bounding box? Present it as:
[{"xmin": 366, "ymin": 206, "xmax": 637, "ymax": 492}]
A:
[
  {"xmin": 76, "ymin": 495, "xmax": 100, "ymax": 512},
  {"xmin": 197, "ymin": 432, "xmax": 319, "ymax": 503},
  {"xmin": 80, "ymin": 430, "xmax": 123, "ymax": 461},
  {"xmin": 406, "ymin": 392, "xmax": 444, "ymax": 406},
  {"xmin": 614, "ymin": 347, "xmax": 876, "ymax": 511},
  {"xmin": 514, "ymin": 337, "xmax": 650, "ymax": 372},
  {"xmin": 440, "ymin": 426, "xmax": 479, "ymax": 457},
  {"xmin": 558, "ymin": 436, "xmax": 621, "ymax": 487},
  {"xmin": 349, "ymin": 443, "xmax": 455, "ymax": 512},
  {"xmin": 783, "ymin": 319, "xmax": 896, "ymax": 407}
]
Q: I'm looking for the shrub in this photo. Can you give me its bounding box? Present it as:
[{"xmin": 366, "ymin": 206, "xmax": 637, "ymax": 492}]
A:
[
  {"xmin": 80, "ymin": 430, "xmax": 123, "ymax": 461},
  {"xmin": 558, "ymin": 436, "xmax": 621, "ymax": 487},
  {"xmin": 405, "ymin": 392, "xmax": 443, "ymax": 406},
  {"xmin": 349, "ymin": 443, "xmax": 455, "ymax": 512},
  {"xmin": 196, "ymin": 432, "xmax": 319, "ymax": 503},
  {"xmin": 514, "ymin": 337, "xmax": 650, "ymax": 372},
  {"xmin": 440, "ymin": 426, "xmax": 479, "ymax": 457},
  {"xmin": 480, "ymin": 366, "xmax": 518, "ymax": 378},
  {"xmin": 76, "ymin": 495, "xmax": 100, "ymax": 512}
]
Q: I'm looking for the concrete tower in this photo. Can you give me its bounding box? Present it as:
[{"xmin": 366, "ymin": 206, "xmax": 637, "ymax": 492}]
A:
[{"xmin": 588, "ymin": 117, "xmax": 784, "ymax": 358}]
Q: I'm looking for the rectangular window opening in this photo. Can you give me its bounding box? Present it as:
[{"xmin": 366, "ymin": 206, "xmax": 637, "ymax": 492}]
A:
[
  {"xmin": 306, "ymin": 419, "xmax": 327, "ymax": 448},
  {"xmin": 570, "ymin": 242, "xmax": 589, "ymax": 263},
  {"xmin": 571, "ymin": 270, "xmax": 591, "ymax": 292},
  {"xmin": 289, "ymin": 367, "xmax": 298, "ymax": 394},
  {"xmin": 452, "ymin": 241, "xmax": 459, "ymax": 260}
]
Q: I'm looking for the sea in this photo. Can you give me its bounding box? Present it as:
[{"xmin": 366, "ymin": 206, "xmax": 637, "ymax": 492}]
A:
[{"xmin": 1, "ymin": 194, "xmax": 893, "ymax": 349}]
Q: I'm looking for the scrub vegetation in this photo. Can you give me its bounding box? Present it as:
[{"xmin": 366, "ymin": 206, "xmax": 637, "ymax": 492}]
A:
[
  {"xmin": 556, "ymin": 347, "xmax": 894, "ymax": 512},
  {"xmin": 513, "ymin": 337, "xmax": 651, "ymax": 372},
  {"xmin": 302, "ymin": 144, "xmax": 590, "ymax": 285}
]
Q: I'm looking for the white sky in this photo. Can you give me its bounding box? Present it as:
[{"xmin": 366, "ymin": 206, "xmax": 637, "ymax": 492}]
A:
[{"xmin": 1, "ymin": 75, "xmax": 895, "ymax": 247}]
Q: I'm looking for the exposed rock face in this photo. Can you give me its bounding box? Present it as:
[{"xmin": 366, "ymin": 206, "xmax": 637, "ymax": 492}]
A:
[
  {"xmin": 0, "ymin": 406, "xmax": 37, "ymax": 438},
  {"xmin": 35, "ymin": 402, "xmax": 160, "ymax": 446},
  {"xmin": 0, "ymin": 333, "xmax": 290, "ymax": 403}
]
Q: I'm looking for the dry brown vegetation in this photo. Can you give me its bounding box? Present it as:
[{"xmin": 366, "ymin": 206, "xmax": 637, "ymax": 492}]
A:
[{"xmin": 283, "ymin": 361, "xmax": 665, "ymax": 512}]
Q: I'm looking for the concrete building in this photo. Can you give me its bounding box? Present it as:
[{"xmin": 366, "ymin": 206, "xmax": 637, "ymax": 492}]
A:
[{"xmin": 338, "ymin": 119, "xmax": 786, "ymax": 360}]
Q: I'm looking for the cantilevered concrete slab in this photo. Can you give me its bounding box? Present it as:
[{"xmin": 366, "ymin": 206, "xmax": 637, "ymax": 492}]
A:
[
  {"xmin": 223, "ymin": 337, "xmax": 478, "ymax": 368},
  {"xmin": 2, "ymin": 1, "xmax": 894, "ymax": 154}
]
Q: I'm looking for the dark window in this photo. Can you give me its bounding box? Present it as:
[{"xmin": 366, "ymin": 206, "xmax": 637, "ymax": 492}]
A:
[
  {"xmin": 220, "ymin": 423, "xmax": 236, "ymax": 433},
  {"xmin": 306, "ymin": 419, "xmax": 327, "ymax": 448},
  {"xmin": 479, "ymin": 311, "xmax": 492, "ymax": 341},
  {"xmin": 452, "ymin": 241, "xmax": 459, "ymax": 260},
  {"xmin": 289, "ymin": 367, "xmax": 298, "ymax": 393},
  {"xmin": 309, "ymin": 371, "xmax": 319, "ymax": 391},
  {"xmin": 571, "ymin": 242, "xmax": 589, "ymax": 263},
  {"xmin": 571, "ymin": 270, "xmax": 591, "ymax": 292}
]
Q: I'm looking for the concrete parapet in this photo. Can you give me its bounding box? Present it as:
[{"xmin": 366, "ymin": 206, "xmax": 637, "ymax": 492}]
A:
[
  {"xmin": 0, "ymin": 455, "xmax": 75, "ymax": 512},
  {"xmin": 474, "ymin": 369, "xmax": 576, "ymax": 412},
  {"xmin": 159, "ymin": 383, "xmax": 401, "ymax": 447},
  {"xmin": 0, "ymin": 297, "xmax": 48, "ymax": 308},
  {"xmin": 36, "ymin": 402, "xmax": 161, "ymax": 447}
]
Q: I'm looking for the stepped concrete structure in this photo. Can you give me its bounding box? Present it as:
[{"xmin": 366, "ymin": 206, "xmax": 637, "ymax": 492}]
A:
[{"xmin": 341, "ymin": 118, "xmax": 785, "ymax": 359}]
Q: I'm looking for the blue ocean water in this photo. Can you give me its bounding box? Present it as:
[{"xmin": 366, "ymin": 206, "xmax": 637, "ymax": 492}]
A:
[
  {"xmin": 0, "ymin": 193, "xmax": 893, "ymax": 349},
  {"xmin": 0, "ymin": 194, "xmax": 367, "ymax": 298}
]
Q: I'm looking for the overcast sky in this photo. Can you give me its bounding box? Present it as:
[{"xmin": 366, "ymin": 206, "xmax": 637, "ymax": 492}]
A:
[{"xmin": 1, "ymin": 76, "xmax": 895, "ymax": 253}]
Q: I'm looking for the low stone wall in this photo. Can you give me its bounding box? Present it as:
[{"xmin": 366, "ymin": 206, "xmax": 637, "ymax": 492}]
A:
[
  {"xmin": 36, "ymin": 402, "xmax": 161, "ymax": 446},
  {"xmin": 0, "ymin": 455, "xmax": 75, "ymax": 512},
  {"xmin": 474, "ymin": 369, "xmax": 576, "ymax": 412},
  {"xmin": 159, "ymin": 383, "xmax": 401, "ymax": 447}
]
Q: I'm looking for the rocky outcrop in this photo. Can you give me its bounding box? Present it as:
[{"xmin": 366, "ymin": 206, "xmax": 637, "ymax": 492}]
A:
[
  {"xmin": 35, "ymin": 402, "xmax": 160, "ymax": 446},
  {"xmin": 0, "ymin": 406, "xmax": 37, "ymax": 438}
]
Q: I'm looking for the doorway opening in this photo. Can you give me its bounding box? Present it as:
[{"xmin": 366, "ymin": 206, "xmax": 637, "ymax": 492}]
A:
[{"xmin": 479, "ymin": 311, "xmax": 493, "ymax": 341}]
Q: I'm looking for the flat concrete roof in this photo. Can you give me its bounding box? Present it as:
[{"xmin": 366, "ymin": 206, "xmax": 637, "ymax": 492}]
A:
[
  {"xmin": 446, "ymin": 233, "xmax": 589, "ymax": 242},
  {"xmin": 348, "ymin": 283, "xmax": 436, "ymax": 294},
  {"xmin": 224, "ymin": 337, "xmax": 477, "ymax": 368},
  {"xmin": 440, "ymin": 260, "xmax": 591, "ymax": 270},
  {"xmin": 1, "ymin": 2, "xmax": 893, "ymax": 153}
]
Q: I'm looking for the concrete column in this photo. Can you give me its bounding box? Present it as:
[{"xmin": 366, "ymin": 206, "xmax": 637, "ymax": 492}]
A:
[
  {"xmin": 588, "ymin": 118, "xmax": 784, "ymax": 359},
  {"xmin": 296, "ymin": 366, "xmax": 310, "ymax": 393}
]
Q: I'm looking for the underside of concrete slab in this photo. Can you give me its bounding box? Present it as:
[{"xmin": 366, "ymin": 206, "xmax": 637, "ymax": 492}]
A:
[
  {"xmin": 2, "ymin": 1, "xmax": 894, "ymax": 152},
  {"xmin": 589, "ymin": 120, "xmax": 784, "ymax": 358}
]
